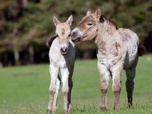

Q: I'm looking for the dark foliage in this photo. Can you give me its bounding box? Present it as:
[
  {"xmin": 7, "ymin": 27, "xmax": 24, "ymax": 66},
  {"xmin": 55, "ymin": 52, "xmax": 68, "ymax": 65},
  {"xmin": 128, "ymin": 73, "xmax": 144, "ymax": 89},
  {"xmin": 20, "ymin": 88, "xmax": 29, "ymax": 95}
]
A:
[{"xmin": 0, "ymin": 0, "xmax": 151, "ymax": 66}]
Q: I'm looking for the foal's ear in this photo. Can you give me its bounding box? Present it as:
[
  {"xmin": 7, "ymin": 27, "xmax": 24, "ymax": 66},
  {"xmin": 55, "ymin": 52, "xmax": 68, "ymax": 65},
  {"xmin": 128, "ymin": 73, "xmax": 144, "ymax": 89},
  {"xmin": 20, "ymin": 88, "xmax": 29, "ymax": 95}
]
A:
[
  {"xmin": 66, "ymin": 15, "xmax": 73, "ymax": 26},
  {"xmin": 53, "ymin": 16, "xmax": 60, "ymax": 26},
  {"xmin": 95, "ymin": 8, "xmax": 101, "ymax": 19},
  {"xmin": 86, "ymin": 9, "xmax": 92, "ymax": 16}
]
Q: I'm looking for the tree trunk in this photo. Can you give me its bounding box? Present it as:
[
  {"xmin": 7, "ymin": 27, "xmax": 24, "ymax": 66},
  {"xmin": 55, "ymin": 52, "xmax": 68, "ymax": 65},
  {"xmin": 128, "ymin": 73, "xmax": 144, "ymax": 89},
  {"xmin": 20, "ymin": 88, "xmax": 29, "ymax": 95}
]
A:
[
  {"xmin": 22, "ymin": 0, "xmax": 28, "ymax": 9},
  {"xmin": 29, "ymin": 45, "xmax": 34, "ymax": 64},
  {"xmin": 13, "ymin": 48, "xmax": 20, "ymax": 65}
]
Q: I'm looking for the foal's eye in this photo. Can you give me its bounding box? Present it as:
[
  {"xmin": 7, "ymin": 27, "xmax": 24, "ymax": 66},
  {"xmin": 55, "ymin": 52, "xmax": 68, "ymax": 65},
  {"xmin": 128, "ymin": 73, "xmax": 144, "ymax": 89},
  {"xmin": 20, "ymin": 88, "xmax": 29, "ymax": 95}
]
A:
[
  {"xmin": 68, "ymin": 34, "xmax": 71, "ymax": 37},
  {"xmin": 87, "ymin": 23, "xmax": 93, "ymax": 26}
]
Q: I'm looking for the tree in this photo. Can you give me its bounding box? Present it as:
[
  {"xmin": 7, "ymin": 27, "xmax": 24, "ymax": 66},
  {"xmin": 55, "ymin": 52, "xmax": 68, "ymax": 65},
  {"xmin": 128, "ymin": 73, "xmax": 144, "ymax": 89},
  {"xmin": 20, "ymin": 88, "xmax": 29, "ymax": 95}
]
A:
[{"xmin": 0, "ymin": 0, "xmax": 151, "ymax": 66}]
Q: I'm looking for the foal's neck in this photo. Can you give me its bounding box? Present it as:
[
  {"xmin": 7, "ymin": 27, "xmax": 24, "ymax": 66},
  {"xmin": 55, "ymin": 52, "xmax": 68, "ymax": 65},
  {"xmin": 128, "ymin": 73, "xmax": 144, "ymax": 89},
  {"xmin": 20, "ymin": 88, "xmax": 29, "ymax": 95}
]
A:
[
  {"xmin": 99, "ymin": 21, "xmax": 117, "ymax": 36},
  {"xmin": 95, "ymin": 21, "xmax": 118, "ymax": 52}
]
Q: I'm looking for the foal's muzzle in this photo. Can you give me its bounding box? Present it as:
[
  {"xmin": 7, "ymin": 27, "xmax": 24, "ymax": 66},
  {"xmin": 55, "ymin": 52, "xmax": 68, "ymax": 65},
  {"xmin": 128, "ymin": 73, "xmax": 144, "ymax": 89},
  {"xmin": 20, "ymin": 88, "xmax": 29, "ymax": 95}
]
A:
[
  {"xmin": 71, "ymin": 31, "xmax": 77, "ymax": 40},
  {"xmin": 60, "ymin": 47, "xmax": 68, "ymax": 55},
  {"xmin": 71, "ymin": 28, "xmax": 82, "ymax": 41}
]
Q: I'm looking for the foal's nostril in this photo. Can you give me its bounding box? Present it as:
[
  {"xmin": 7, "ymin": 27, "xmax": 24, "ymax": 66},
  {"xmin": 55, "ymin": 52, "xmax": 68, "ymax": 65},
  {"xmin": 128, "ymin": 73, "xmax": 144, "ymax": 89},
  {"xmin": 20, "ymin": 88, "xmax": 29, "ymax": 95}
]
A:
[
  {"xmin": 63, "ymin": 47, "xmax": 68, "ymax": 52},
  {"xmin": 71, "ymin": 32, "xmax": 77, "ymax": 38},
  {"xmin": 60, "ymin": 47, "xmax": 68, "ymax": 55}
]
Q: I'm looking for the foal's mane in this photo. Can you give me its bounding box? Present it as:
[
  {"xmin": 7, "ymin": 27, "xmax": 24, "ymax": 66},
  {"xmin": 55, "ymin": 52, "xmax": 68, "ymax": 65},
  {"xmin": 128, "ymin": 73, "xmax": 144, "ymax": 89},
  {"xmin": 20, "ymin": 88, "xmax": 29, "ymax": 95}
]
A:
[
  {"xmin": 99, "ymin": 15, "xmax": 118, "ymax": 29},
  {"xmin": 46, "ymin": 35, "xmax": 58, "ymax": 47}
]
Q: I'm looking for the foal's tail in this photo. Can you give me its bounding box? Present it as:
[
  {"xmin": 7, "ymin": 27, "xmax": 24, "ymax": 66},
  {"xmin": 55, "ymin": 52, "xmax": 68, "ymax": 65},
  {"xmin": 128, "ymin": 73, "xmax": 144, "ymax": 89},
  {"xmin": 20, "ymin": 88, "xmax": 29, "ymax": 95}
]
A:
[
  {"xmin": 138, "ymin": 45, "xmax": 146, "ymax": 56},
  {"xmin": 46, "ymin": 35, "xmax": 58, "ymax": 48}
]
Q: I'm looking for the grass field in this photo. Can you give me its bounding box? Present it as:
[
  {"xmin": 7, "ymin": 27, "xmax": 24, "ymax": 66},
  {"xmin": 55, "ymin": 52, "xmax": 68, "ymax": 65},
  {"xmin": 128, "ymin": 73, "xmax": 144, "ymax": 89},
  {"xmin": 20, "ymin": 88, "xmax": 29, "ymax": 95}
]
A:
[{"xmin": 0, "ymin": 55, "xmax": 152, "ymax": 114}]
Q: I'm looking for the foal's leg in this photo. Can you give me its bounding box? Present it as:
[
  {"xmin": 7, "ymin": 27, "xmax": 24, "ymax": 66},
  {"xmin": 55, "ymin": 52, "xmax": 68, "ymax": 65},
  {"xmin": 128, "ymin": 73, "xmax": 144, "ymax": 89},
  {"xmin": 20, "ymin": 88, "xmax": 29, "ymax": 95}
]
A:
[
  {"xmin": 68, "ymin": 77, "xmax": 73, "ymax": 112},
  {"xmin": 48, "ymin": 64, "xmax": 59, "ymax": 114},
  {"xmin": 52, "ymin": 77, "xmax": 60, "ymax": 112},
  {"xmin": 126, "ymin": 68, "xmax": 136, "ymax": 108},
  {"xmin": 61, "ymin": 68, "xmax": 69, "ymax": 114},
  {"xmin": 97, "ymin": 62, "xmax": 110, "ymax": 111},
  {"xmin": 111, "ymin": 63, "xmax": 123, "ymax": 110}
]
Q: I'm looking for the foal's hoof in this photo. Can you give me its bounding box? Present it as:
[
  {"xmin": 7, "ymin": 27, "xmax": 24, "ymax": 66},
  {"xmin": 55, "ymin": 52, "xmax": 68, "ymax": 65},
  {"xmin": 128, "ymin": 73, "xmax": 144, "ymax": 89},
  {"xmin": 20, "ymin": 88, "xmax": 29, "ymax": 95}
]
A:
[
  {"xmin": 128, "ymin": 104, "xmax": 134, "ymax": 109},
  {"xmin": 113, "ymin": 106, "xmax": 120, "ymax": 110},
  {"xmin": 47, "ymin": 109, "xmax": 56, "ymax": 114},
  {"xmin": 100, "ymin": 105, "xmax": 106, "ymax": 111},
  {"xmin": 68, "ymin": 103, "xmax": 72, "ymax": 112},
  {"xmin": 47, "ymin": 109, "xmax": 51, "ymax": 114}
]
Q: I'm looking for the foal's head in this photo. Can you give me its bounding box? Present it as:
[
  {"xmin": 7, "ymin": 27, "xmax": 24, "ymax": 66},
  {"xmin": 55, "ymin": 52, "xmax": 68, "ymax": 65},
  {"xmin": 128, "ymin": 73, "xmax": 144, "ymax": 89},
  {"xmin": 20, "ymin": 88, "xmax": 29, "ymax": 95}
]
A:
[
  {"xmin": 71, "ymin": 9, "xmax": 101, "ymax": 41},
  {"xmin": 53, "ymin": 15, "xmax": 73, "ymax": 55}
]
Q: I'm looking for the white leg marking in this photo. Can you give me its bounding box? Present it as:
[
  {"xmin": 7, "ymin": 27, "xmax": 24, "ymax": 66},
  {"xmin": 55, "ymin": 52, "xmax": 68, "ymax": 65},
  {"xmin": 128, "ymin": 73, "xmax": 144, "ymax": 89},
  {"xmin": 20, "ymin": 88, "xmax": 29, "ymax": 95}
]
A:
[
  {"xmin": 52, "ymin": 78, "xmax": 60, "ymax": 113},
  {"xmin": 61, "ymin": 68, "xmax": 69, "ymax": 113},
  {"xmin": 48, "ymin": 64, "xmax": 59, "ymax": 113}
]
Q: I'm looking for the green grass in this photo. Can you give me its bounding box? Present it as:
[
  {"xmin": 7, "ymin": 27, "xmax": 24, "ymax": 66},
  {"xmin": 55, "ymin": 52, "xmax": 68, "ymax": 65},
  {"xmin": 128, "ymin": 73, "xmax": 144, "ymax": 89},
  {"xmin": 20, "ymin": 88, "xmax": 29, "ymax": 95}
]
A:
[{"xmin": 0, "ymin": 55, "xmax": 152, "ymax": 114}]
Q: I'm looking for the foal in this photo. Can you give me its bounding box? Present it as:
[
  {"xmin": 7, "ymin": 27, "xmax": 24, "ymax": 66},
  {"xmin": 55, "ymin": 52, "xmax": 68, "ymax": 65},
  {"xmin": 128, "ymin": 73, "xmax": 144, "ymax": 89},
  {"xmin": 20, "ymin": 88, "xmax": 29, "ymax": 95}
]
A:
[
  {"xmin": 71, "ymin": 9, "xmax": 143, "ymax": 110},
  {"xmin": 47, "ymin": 15, "xmax": 75, "ymax": 114}
]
